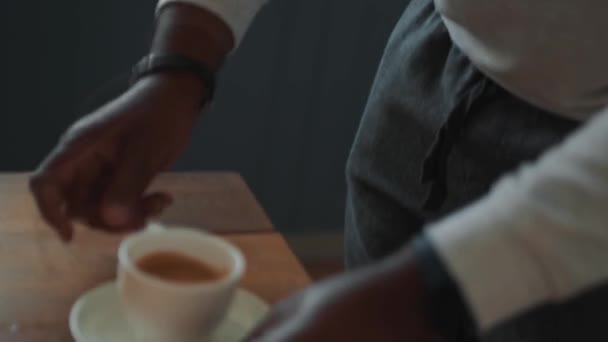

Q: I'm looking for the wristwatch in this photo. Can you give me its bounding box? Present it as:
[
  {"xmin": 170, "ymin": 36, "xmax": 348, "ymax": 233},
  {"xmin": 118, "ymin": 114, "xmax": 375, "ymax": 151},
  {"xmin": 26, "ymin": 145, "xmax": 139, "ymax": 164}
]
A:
[{"xmin": 130, "ymin": 53, "xmax": 217, "ymax": 102}]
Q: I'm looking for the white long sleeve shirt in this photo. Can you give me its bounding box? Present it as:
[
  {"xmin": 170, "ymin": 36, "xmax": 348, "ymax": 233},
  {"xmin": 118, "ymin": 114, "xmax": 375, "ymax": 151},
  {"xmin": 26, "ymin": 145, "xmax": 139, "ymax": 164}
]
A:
[
  {"xmin": 435, "ymin": 0, "xmax": 608, "ymax": 119},
  {"xmin": 157, "ymin": 0, "xmax": 268, "ymax": 46},
  {"xmin": 158, "ymin": 0, "xmax": 608, "ymax": 334},
  {"xmin": 428, "ymin": 105, "xmax": 608, "ymax": 331},
  {"xmin": 158, "ymin": 0, "xmax": 608, "ymax": 119}
]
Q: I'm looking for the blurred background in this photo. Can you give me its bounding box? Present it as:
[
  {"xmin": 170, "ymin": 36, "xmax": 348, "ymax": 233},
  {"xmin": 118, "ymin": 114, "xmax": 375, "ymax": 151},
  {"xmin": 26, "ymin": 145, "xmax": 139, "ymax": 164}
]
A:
[{"xmin": 0, "ymin": 0, "xmax": 407, "ymax": 276}]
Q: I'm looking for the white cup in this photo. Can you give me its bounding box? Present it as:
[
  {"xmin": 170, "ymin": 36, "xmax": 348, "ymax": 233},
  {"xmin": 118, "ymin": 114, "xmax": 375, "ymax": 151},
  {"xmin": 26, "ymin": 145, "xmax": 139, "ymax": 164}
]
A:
[{"xmin": 117, "ymin": 227, "xmax": 246, "ymax": 342}]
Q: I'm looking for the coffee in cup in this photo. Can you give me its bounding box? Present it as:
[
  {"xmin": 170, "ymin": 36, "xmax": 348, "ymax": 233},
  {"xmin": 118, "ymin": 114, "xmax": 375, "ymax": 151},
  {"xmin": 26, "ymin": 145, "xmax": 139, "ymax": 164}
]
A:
[{"xmin": 135, "ymin": 250, "xmax": 227, "ymax": 284}]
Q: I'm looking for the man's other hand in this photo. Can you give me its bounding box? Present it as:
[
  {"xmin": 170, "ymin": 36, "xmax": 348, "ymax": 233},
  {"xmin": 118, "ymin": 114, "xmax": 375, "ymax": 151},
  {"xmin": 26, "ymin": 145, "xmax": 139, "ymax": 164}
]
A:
[{"xmin": 247, "ymin": 252, "xmax": 443, "ymax": 342}]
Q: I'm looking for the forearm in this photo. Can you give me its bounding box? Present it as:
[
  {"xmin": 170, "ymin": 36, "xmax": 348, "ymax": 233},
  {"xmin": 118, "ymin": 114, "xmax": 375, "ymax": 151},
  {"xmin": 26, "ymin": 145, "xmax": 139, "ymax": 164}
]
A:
[{"xmin": 426, "ymin": 107, "xmax": 608, "ymax": 333}]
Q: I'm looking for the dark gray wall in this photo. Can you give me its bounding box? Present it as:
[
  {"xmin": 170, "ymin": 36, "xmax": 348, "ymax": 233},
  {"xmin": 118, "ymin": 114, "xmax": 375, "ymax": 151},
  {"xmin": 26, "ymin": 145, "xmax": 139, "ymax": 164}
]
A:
[{"xmin": 1, "ymin": 0, "xmax": 407, "ymax": 233}]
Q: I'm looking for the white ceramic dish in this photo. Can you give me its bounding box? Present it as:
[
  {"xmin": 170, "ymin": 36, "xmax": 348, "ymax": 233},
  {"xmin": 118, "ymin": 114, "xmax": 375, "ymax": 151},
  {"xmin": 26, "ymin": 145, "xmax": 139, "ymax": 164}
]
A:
[{"xmin": 70, "ymin": 281, "xmax": 269, "ymax": 342}]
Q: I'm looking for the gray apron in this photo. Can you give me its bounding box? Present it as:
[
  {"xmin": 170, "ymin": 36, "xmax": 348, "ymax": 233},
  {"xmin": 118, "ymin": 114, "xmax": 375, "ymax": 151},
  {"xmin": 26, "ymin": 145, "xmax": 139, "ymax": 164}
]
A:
[{"xmin": 344, "ymin": 0, "xmax": 608, "ymax": 340}]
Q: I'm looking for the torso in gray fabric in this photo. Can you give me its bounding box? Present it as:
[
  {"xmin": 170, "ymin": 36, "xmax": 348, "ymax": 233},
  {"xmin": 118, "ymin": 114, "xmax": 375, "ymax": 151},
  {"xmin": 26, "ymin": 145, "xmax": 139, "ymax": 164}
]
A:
[
  {"xmin": 345, "ymin": 0, "xmax": 577, "ymax": 267},
  {"xmin": 345, "ymin": 1, "xmax": 608, "ymax": 340}
]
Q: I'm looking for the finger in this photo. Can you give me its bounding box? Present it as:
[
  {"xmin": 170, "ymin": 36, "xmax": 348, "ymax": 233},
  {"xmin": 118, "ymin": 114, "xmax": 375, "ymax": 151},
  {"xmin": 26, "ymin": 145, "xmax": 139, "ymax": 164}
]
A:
[
  {"xmin": 100, "ymin": 142, "xmax": 162, "ymax": 228},
  {"xmin": 29, "ymin": 175, "xmax": 74, "ymax": 241},
  {"xmin": 31, "ymin": 141, "xmax": 85, "ymax": 234},
  {"xmin": 71, "ymin": 191, "xmax": 171, "ymax": 234},
  {"xmin": 66, "ymin": 167, "xmax": 99, "ymax": 216},
  {"xmin": 33, "ymin": 122, "xmax": 109, "ymax": 236},
  {"xmin": 245, "ymin": 311, "xmax": 288, "ymax": 340},
  {"xmin": 66, "ymin": 156, "xmax": 113, "ymax": 219},
  {"xmin": 114, "ymin": 192, "xmax": 172, "ymax": 231},
  {"xmin": 141, "ymin": 192, "xmax": 173, "ymax": 217},
  {"xmin": 93, "ymin": 192, "xmax": 172, "ymax": 234}
]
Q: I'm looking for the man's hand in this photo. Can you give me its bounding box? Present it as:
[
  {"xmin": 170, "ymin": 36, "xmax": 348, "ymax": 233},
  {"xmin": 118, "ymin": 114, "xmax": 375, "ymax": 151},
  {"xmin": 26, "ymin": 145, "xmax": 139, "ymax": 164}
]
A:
[
  {"xmin": 247, "ymin": 252, "xmax": 444, "ymax": 342},
  {"xmin": 30, "ymin": 4, "xmax": 234, "ymax": 240},
  {"xmin": 30, "ymin": 74, "xmax": 203, "ymax": 240}
]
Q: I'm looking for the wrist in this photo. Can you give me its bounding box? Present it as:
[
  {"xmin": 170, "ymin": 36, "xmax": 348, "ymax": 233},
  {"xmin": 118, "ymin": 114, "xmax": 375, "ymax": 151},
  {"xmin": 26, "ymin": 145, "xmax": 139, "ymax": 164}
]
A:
[{"xmin": 135, "ymin": 72, "xmax": 207, "ymax": 108}]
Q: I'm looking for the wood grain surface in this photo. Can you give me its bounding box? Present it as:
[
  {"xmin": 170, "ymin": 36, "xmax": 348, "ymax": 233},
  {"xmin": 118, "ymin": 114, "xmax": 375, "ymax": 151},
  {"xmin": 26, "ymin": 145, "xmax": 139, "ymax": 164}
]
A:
[
  {"xmin": 0, "ymin": 173, "xmax": 309, "ymax": 341},
  {"xmin": 0, "ymin": 172, "xmax": 274, "ymax": 234}
]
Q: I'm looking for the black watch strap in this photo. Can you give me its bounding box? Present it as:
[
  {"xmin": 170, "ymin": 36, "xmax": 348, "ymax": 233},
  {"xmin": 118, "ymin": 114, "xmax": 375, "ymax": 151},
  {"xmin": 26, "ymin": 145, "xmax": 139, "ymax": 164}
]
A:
[{"xmin": 130, "ymin": 54, "xmax": 216, "ymax": 101}]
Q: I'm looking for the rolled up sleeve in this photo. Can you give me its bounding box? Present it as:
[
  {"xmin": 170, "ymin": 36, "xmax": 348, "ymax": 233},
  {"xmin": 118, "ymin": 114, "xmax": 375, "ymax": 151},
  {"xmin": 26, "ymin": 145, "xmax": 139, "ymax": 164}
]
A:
[
  {"xmin": 157, "ymin": 0, "xmax": 269, "ymax": 46},
  {"xmin": 427, "ymin": 107, "xmax": 608, "ymax": 332}
]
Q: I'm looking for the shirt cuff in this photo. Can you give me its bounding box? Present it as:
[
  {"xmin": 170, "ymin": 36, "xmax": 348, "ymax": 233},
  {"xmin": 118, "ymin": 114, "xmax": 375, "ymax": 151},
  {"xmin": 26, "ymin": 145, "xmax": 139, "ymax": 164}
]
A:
[
  {"xmin": 157, "ymin": 0, "xmax": 268, "ymax": 47},
  {"xmin": 426, "ymin": 193, "xmax": 554, "ymax": 332},
  {"xmin": 427, "ymin": 108, "xmax": 608, "ymax": 333}
]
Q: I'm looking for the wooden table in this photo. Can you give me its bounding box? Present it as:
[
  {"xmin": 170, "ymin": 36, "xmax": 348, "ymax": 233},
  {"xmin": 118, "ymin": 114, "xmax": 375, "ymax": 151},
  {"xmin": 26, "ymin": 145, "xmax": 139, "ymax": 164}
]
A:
[{"xmin": 0, "ymin": 173, "xmax": 311, "ymax": 341}]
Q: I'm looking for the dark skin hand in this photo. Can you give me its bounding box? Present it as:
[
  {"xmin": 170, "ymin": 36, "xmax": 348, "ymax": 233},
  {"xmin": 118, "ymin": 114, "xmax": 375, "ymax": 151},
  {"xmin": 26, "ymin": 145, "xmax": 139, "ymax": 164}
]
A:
[
  {"xmin": 247, "ymin": 249, "xmax": 444, "ymax": 342},
  {"xmin": 30, "ymin": 4, "xmax": 234, "ymax": 240},
  {"xmin": 31, "ymin": 5, "xmax": 448, "ymax": 341},
  {"xmin": 30, "ymin": 5, "xmax": 444, "ymax": 340}
]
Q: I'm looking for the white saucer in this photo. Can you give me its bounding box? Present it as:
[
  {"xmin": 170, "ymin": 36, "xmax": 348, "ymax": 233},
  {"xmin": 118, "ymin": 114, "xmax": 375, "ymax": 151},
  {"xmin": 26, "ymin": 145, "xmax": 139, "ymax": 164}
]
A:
[{"xmin": 70, "ymin": 282, "xmax": 269, "ymax": 342}]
